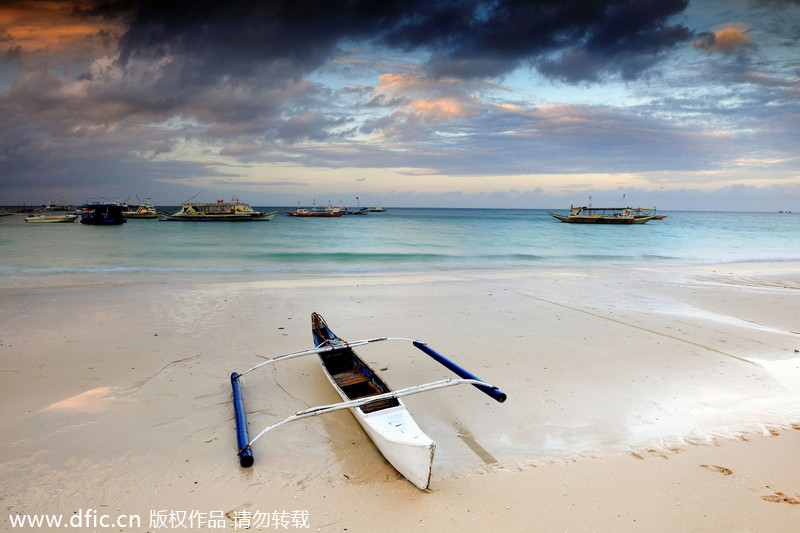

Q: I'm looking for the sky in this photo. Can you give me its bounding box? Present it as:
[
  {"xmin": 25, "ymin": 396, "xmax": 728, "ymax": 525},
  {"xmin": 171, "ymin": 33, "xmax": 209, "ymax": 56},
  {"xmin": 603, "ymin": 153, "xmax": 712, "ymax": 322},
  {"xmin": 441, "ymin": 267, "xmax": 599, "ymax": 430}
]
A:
[{"xmin": 0, "ymin": 0, "xmax": 798, "ymax": 210}]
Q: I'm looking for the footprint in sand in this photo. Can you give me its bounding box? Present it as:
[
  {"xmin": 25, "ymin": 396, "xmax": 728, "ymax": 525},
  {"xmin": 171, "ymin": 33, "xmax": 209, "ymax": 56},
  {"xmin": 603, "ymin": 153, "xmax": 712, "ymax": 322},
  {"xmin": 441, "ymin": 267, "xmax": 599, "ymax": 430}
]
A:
[
  {"xmin": 700, "ymin": 464, "xmax": 733, "ymax": 475},
  {"xmin": 762, "ymin": 492, "xmax": 800, "ymax": 505}
]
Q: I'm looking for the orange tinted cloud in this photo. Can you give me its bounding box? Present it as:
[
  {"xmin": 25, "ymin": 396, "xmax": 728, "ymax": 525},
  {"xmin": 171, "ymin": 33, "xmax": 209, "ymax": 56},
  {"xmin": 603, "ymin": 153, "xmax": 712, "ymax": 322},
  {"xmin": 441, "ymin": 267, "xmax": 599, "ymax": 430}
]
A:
[
  {"xmin": 375, "ymin": 72, "xmax": 416, "ymax": 93},
  {"xmin": 408, "ymin": 96, "xmax": 475, "ymax": 122},
  {"xmin": 692, "ymin": 24, "xmax": 751, "ymax": 54},
  {"xmin": 374, "ymin": 73, "xmax": 480, "ymax": 122},
  {"xmin": 0, "ymin": 1, "xmax": 117, "ymax": 58}
]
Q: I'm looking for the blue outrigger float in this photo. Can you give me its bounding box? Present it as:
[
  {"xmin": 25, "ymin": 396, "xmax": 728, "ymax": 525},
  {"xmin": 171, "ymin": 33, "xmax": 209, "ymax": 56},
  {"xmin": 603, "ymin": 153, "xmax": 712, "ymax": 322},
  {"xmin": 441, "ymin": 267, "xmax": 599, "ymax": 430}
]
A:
[{"xmin": 230, "ymin": 313, "xmax": 506, "ymax": 489}]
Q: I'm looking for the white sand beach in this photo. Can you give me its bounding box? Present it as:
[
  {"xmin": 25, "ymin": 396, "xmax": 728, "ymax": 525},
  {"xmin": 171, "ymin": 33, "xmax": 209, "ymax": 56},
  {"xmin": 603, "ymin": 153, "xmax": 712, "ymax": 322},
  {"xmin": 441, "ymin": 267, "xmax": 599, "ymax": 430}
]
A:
[{"xmin": 1, "ymin": 263, "xmax": 799, "ymax": 531}]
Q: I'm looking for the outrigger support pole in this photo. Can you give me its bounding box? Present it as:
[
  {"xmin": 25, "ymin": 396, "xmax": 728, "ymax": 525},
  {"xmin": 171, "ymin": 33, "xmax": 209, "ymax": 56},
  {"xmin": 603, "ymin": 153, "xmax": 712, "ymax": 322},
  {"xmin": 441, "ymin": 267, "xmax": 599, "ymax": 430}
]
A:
[
  {"xmin": 240, "ymin": 378, "xmax": 498, "ymax": 456},
  {"xmin": 234, "ymin": 337, "xmax": 393, "ymax": 379},
  {"xmin": 230, "ymin": 372, "xmax": 254, "ymax": 467},
  {"xmin": 412, "ymin": 341, "xmax": 507, "ymax": 403}
]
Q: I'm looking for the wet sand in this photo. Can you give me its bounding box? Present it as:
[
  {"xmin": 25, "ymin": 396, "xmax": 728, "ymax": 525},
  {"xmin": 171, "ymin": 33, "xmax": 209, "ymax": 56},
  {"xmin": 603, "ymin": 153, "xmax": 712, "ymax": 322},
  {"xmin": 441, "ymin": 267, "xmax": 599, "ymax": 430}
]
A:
[{"xmin": 1, "ymin": 264, "xmax": 799, "ymax": 531}]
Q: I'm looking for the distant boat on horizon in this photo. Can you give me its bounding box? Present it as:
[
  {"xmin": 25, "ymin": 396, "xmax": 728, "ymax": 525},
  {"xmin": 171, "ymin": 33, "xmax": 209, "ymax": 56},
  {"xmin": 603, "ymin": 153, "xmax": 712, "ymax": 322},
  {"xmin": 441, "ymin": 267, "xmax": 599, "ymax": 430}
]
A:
[
  {"xmin": 41, "ymin": 199, "xmax": 73, "ymax": 211},
  {"xmin": 347, "ymin": 197, "xmax": 383, "ymax": 214},
  {"xmin": 286, "ymin": 201, "xmax": 344, "ymax": 218}
]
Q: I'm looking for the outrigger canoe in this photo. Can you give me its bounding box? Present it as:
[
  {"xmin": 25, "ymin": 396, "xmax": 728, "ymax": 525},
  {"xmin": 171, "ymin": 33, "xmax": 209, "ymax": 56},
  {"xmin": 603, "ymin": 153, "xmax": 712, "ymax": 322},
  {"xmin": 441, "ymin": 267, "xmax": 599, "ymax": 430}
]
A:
[
  {"xmin": 548, "ymin": 206, "xmax": 654, "ymax": 224},
  {"xmin": 230, "ymin": 313, "xmax": 507, "ymax": 490}
]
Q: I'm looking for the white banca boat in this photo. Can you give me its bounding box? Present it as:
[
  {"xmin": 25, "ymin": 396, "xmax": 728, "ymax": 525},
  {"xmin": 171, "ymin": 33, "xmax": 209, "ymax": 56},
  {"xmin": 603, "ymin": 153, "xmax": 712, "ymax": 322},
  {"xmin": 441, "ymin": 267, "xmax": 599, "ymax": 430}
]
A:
[
  {"xmin": 122, "ymin": 198, "xmax": 159, "ymax": 219},
  {"xmin": 285, "ymin": 201, "xmax": 343, "ymax": 217},
  {"xmin": 549, "ymin": 205, "xmax": 656, "ymax": 224},
  {"xmin": 25, "ymin": 214, "xmax": 78, "ymax": 223},
  {"xmin": 162, "ymin": 197, "xmax": 276, "ymax": 221},
  {"xmin": 230, "ymin": 313, "xmax": 506, "ymax": 490}
]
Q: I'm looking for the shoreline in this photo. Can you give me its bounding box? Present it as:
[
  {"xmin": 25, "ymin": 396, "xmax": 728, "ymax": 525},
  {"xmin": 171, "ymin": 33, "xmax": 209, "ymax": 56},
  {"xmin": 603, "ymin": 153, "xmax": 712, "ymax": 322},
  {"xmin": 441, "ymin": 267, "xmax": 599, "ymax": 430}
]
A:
[
  {"xmin": 3, "ymin": 258, "xmax": 800, "ymax": 294},
  {"xmin": 1, "ymin": 262, "xmax": 799, "ymax": 530},
  {"xmin": 4, "ymin": 256, "xmax": 800, "ymax": 288}
]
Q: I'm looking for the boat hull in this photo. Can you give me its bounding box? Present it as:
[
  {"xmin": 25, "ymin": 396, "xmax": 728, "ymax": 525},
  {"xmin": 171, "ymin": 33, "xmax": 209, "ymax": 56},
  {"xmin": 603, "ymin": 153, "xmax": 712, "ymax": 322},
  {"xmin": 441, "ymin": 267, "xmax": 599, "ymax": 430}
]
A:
[
  {"xmin": 322, "ymin": 368, "xmax": 436, "ymax": 489},
  {"xmin": 165, "ymin": 198, "xmax": 275, "ymax": 221},
  {"xmin": 320, "ymin": 357, "xmax": 436, "ymax": 490},
  {"xmin": 122, "ymin": 212, "xmax": 159, "ymax": 219},
  {"xmin": 286, "ymin": 211, "xmax": 343, "ymax": 217},
  {"xmin": 80, "ymin": 204, "xmax": 126, "ymax": 225},
  {"xmin": 312, "ymin": 313, "xmax": 436, "ymax": 489},
  {"xmin": 353, "ymin": 407, "xmax": 435, "ymax": 490},
  {"xmin": 549, "ymin": 213, "xmax": 654, "ymax": 224},
  {"xmin": 162, "ymin": 211, "xmax": 276, "ymax": 221},
  {"xmin": 25, "ymin": 215, "xmax": 78, "ymax": 223}
]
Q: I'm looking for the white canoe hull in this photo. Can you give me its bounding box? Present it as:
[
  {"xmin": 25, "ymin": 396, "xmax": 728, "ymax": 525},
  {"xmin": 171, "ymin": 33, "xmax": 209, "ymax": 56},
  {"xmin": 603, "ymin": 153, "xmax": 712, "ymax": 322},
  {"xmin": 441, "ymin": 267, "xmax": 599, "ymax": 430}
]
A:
[
  {"xmin": 352, "ymin": 403, "xmax": 435, "ymax": 490},
  {"xmin": 320, "ymin": 360, "xmax": 436, "ymax": 489}
]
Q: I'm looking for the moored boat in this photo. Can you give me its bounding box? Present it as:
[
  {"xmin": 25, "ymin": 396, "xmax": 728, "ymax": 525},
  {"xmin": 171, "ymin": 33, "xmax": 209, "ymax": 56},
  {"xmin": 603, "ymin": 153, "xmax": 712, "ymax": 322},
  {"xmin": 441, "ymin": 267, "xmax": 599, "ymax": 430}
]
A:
[
  {"xmin": 340, "ymin": 197, "xmax": 369, "ymax": 215},
  {"xmin": 549, "ymin": 205, "xmax": 655, "ymax": 224},
  {"xmin": 80, "ymin": 203, "xmax": 126, "ymax": 225},
  {"xmin": 230, "ymin": 313, "xmax": 507, "ymax": 489},
  {"xmin": 356, "ymin": 198, "xmax": 385, "ymax": 212},
  {"xmin": 122, "ymin": 198, "xmax": 159, "ymax": 219},
  {"xmin": 285, "ymin": 202, "xmax": 343, "ymax": 217},
  {"xmin": 25, "ymin": 214, "xmax": 78, "ymax": 223},
  {"xmin": 633, "ymin": 207, "xmax": 667, "ymax": 220},
  {"xmin": 162, "ymin": 197, "xmax": 276, "ymax": 221},
  {"xmin": 40, "ymin": 199, "xmax": 73, "ymax": 211},
  {"xmin": 341, "ymin": 207, "xmax": 369, "ymax": 215}
]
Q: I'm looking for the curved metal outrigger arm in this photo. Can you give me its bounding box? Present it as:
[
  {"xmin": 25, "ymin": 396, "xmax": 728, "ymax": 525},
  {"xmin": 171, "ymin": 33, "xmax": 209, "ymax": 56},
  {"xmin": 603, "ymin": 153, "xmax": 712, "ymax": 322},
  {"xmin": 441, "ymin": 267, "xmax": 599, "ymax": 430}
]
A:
[
  {"xmin": 234, "ymin": 337, "xmax": 416, "ymax": 379},
  {"xmin": 231, "ymin": 337, "xmax": 508, "ymax": 467},
  {"xmin": 235, "ymin": 338, "xmax": 508, "ymax": 403},
  {"xmin": 239, "ymin": 377, "xmax": 498, "ymax": 457}
]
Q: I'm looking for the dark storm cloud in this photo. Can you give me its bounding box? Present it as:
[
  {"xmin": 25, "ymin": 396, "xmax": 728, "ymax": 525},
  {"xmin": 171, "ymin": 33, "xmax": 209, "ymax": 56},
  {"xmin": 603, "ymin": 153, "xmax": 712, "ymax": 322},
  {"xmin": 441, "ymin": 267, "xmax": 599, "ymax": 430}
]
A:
[
  {"xmin": 5, "ymin": 0, "xmax": 797, "ymax": 209},
  {"xmin": 28, "ymin": 0, "xmax": 693, "ymax": 154},
  {"xmin": 80, "ymin": 0, "xmax": 413, "ymax": 84},
  {"xmin": 422, "ymin": 0, "xmax": 694, "ymax": 81},
  {"xmin": 80, "ymin": 0, "xmax": 693, "ymax": 84}
]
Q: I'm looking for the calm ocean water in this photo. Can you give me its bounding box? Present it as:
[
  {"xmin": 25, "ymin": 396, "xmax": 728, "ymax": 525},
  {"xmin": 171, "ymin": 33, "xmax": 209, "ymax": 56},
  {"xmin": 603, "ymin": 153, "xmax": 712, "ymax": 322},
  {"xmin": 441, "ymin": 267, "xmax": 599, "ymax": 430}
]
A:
[{"xmin": 1, "ymin": 208, "xmax": 799, "ymax": 277}]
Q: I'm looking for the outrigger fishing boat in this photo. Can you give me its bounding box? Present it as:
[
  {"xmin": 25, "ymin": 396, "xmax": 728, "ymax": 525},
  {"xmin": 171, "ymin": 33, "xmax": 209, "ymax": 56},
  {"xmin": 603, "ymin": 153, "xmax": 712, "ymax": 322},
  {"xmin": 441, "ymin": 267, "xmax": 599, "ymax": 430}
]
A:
[
  {"xmin": 549, "ymin": 195, "xmax": 663, "ymax": 224},
  {"xmin": 548, "ymin": 205, "xmax": 655, "ymax": 224},
  {"xmin": 632, "ymin": 207, "xmax": 667, "ymax": 220},
  {"xmin": 24, "ymin": 214, "xmax": 78, "ymax": 223},
  {"xmin": 230, "ymin": 313, "xmax": 506, "ymax": 490},
  {"xmin": 285, "ymin": 201, "xmax": 343, "ymax": 217},
  {"xmin": 121, "ymin": 197, "xmax": 159, "ymax": 219},
  {"xmin": 162, "ymin": 195, "xmax": 276, "ymax": 221}
]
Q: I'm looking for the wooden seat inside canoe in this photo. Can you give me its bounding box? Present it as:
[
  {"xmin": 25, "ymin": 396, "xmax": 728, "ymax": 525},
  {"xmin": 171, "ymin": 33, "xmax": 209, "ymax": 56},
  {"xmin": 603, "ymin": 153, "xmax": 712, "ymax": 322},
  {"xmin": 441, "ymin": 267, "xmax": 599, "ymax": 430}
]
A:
[
  {"xmin": 335, "ymin": 375, "xmax": 400, "ymax": 413},
  {"xmin": 360, "ymin": 398, "xmax": 397, "ymax": 413},
  {"xmin": 332, "ymin": 369, "xmax": 371, "ymax": 387},
  {"xmin": 321, "ymin": 347, "xmax": 400, "ymax": 413}
]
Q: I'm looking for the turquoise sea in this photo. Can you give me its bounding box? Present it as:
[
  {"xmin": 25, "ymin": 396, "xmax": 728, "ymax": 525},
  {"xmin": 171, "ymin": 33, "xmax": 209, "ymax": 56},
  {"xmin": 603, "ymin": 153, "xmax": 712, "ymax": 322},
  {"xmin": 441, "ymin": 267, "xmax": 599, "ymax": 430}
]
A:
[{"xmin": 1, "ymin": 208, "xmax": 799, "ymax": 277}]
